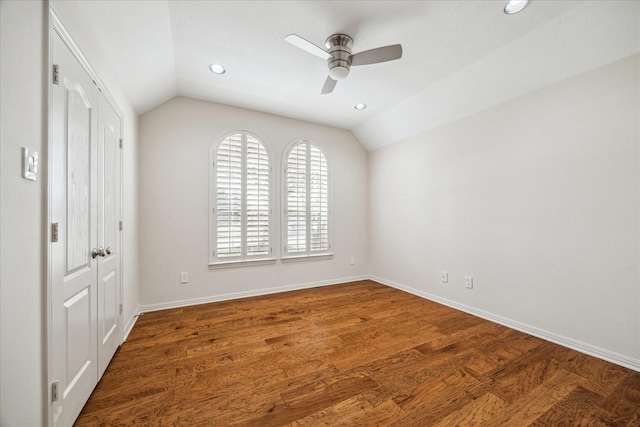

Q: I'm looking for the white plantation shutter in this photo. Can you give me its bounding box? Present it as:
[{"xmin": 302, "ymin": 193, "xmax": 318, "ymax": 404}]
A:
[
  {"xmin": 285, "ymin": 141, "xmax": 330, "ymax": 256},
  {"xmin": 309, "ymin": 145, "xmax": 329, "ymax": 251},
  {"xmin": 213, "ymin": 132, "xmax": 271, "ymax": 262},
  {"xmin": 286, "ymin": 144, "xmax": 307, "ymax": 254},
  {"xmin": 246, "ymin": 135, "xmax": 270, "ymax": 256},
  {"xmin": 216, "ymin": 134, "xmax": 243, "ymax": 257}
]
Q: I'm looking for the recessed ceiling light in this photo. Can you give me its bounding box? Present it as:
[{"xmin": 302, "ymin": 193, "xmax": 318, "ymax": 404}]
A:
[
  {"xmin": 504, "ymin": 0, "xmax": 531, "ymax": 14},
  {"xmin": 354, "ymin": 103, "xmax": 367, "ymax": 110},
  {"xmin": 209, "ymin": 64, "xmax": 226, "ymax": 75}
]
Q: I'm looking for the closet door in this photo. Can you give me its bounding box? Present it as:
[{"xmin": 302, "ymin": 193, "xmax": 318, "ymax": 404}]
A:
[
  {"xmin": 51, "ymin": 31, "xmax": 99, "ymax": 427},
  {"xmin": 97, "ymin": 92, "xmax": 122, "ymax": 378},
  {"xmin": 50, "ymin": 28, "xmax": 123, "ymax": 426}
]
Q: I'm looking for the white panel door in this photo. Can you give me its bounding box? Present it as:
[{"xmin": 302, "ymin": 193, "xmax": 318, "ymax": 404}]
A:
[
  {"xmin": 51, "ymin": 32, "xmax": 99, "ymax": 427},
  {"xmin": 97, "ymin": 92, "xmax": 122, "ymax": 378}
]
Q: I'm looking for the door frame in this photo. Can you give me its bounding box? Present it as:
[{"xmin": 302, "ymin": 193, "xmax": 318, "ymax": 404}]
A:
[{"xmin": 47, "ymin": 9, "xmax": 125, "ymax": 426}]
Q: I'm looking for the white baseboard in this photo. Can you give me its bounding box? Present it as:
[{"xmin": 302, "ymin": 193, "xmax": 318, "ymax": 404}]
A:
[
  {"xmin": 139, "ymin": 275, "xmax": 370, "ymax": 313},
  {"xmin": 370, "ymin": 275, "xmax": 640, "ymax": 373},
  {"xmin": 123, "ymin": 304, "xmax": 141, "ymax": 342}
]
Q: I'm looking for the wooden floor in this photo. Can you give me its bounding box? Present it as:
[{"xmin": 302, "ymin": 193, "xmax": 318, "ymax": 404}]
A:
[{"xmin": 75, "ymin": 280, "xmax": 640, "ymax": 426}]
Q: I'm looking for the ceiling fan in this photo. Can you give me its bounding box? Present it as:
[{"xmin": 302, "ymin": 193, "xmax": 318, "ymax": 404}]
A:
[{"xmin": 285, "ymin": 33, "xmax": 403, "ymax": 94}]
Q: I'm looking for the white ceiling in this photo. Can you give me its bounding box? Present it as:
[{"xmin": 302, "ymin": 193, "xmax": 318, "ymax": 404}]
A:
[{"xmin": 59, "ymin": 0, "xmax": 639, "ymax": 150}]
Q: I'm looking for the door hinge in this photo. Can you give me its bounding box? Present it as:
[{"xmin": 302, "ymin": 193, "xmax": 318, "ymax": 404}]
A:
[
  {"xmin": 51, "ymin": 223, "xmax": 59, "ymax": 242},
  {"xmin": 119, "ymin": 303, "xmax": 123, "ymax": 315},
  {"xmin": 51, "ymin": 381, "xmax": 59, "ymax": 402},
  {"xmin": 119, "ymin": 221, "xmax": 123, "ymax": 231},
  {"xmin": 119, "ymin": 138, "xmax": 123, "ymax": 149},
  {"xmin": 52, "ymin": 64, "xmax": 60, "ymax": 85}
]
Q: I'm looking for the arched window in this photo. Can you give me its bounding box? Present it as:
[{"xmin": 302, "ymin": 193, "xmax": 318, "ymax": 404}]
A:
[
  {"xmin": 284, "ymin": 141, "xmax": 330, "ymax": 257},
  {"xmin": 210, "ymin": 132, "xmax": 273, "ymax": 265}
]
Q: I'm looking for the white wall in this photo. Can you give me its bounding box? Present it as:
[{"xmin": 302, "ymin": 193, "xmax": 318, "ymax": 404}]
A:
[
  {"xmin": 139, "ymin": 97, "xmax": 368, "ymax": 307},
  {"xmin": 0, "ymin": 2, "xmax": 140, "ymax": 425},
  {"xmin": 0, "ymin": 1, "xmax": 48, "ymax": 425},
  {"xmin": 369, "ymin": 54, "xmax": 640, "ymax": 368}
]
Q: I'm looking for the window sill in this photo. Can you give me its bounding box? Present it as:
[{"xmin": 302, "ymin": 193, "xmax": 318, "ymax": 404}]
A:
[
  {"xmin": 281, "ymin": 253, "xmax": 334, "ymax": 263},
  {"xmin": 209, "ymin": 258, "xmax": 277, "ymax": 270}
]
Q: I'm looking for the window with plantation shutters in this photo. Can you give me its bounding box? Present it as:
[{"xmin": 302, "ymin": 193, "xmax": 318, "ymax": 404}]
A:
[
  {"xmin": 210, "ymin": 132, "xmax": 273, "ymax": 265},
  {"xmin": 284, "ymin": 141, "xmax": 330, "ymax": 257}
]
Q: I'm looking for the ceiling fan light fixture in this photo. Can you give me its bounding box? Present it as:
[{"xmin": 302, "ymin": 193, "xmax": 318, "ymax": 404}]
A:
[
  {"xmin": 504, "ymin": 0, "xmax": 531, "ymax": 14},
  {"xmin": 209, "ymin": 64, "xmax": 226, "ymax": 75},
  {"xmin": 354, "ymin": 103, "xmax": 367, "ymax": 110},
  {"xmin": 329, "ymin": 65, "xmax": 350, "ymax": 81}
]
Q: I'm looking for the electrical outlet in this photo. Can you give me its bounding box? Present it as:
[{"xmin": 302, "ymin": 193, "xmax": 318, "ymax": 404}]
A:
[
  {"xmin": 350, "ymin": 256, "xmax": 355, "ymax": 265},
  {"xmin": 465, "ymin": 276, "xmax": 473, "ymax": 289},
  {"xmin": 441, "ymin": 271, "xmax": 448, "ymax": 283},
  {"xmin": 180, "ymin": 272, "xmax": 188, "ymax": 284}
]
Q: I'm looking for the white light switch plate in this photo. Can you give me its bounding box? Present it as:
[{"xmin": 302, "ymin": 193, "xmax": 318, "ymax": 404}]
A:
[
  {"xmin": 465, "ymin": 276, "xmax": 473, "ymax": 289},
  {"xmin": 23, "ymin": 147, "xmax": 38, "ymax": 181}
]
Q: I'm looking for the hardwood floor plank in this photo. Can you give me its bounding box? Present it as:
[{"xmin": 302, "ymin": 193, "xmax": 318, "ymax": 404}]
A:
[
  {"xmin": 280, "ymin": 371, "xmax": 378, "ymax": 409},
  {"xmin": 528, "ymin": 386, "xmax": 605, "ymax": 427},
  {"xmin": 391, "ymin": 378, "xmax": 475, "ymax": 425},
  {"xmin": 432, "ymin": 392, "xmax": 507, "ymax": 426},
  {"xmin": 480, "ymin": 369, "xmax": 586, "ymax": 426},
  {"xmin": 599, "ymin": 372, "xmax": 640, "ymax": 424},
  {"xmin": 74, "ymin": 280, "xmax": 640, "ymax": 426},
  {"xmin": 331, "ymin": 399, "xmax": 406, "ymax": 427},
  {"xmin": 281, "ymin": 394, "xmax": 373, "ymax": 427},
  {"xmin": 581, "ymin": 361, "xmax": 630, "ymax": 396},
  {"xmin": 491, "ymin": 356, "xmax": 562, "ymax": 404}
]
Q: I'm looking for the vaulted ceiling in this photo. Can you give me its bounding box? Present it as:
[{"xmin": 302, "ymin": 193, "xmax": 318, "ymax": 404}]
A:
[{"xmin": 56, "ymin": 0, "xmax": 639, "ymax": 150}]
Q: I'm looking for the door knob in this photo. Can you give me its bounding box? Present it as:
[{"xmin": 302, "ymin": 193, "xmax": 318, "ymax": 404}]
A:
[{"xmin": 91, "ymin": 246, "xmax": 113, "ymax": 258}]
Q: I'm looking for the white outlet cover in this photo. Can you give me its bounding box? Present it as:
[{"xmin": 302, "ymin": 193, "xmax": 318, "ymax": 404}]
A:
[
  {"xmin": 465, "ymin": 276, "xmax": 473, "ymax": 289},
  {"xmin": 441, "ymin": 271, "xmax": 448, "ymax": 283}
]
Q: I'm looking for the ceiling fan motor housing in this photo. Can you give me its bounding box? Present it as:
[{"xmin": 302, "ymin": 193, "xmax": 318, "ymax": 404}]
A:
[{"xmin": 325, "ymin": 34, "xmax": 353, "ymax": 80}]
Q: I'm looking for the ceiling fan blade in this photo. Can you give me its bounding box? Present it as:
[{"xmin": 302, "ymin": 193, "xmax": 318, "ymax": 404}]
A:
[
  {"xmin": 351, "ymin": 44, "xmax": 403, "ymax": 66},
  {"xmin": 285, "ymin": 34, "xmax": 332, "ymax": 61},
  {"xmin": 321, "ymin": 76, "xmax": 337, "ymax": 94}
]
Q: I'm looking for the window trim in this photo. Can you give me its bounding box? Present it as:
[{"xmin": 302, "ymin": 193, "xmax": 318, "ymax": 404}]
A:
[
  {"xmin": 209, "ymin": 131, "xmax": 275, "ymax": 266},
  {"xmin": 208, "ymin": 257, "xmax": 277, "ymax": 270},
  {"xmin": 280, "ymin": 253, "xmax": 334, "ymax": 263},
  {"xmin": 281, "ymin": 140, "xmax": 332, "ymax": 260}
]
